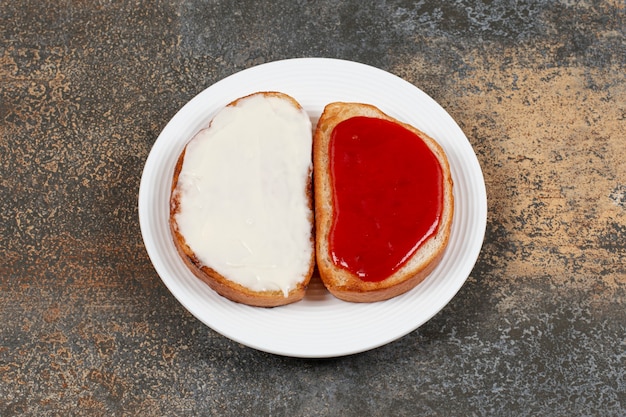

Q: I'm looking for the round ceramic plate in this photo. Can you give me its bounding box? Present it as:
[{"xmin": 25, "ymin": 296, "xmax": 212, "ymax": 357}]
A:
[{"xmin": 138, "ymin": 58, "xmax": 487, "ymax": 358}]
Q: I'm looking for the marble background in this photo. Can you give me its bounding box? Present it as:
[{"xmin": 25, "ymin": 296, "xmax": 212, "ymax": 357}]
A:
[{"xmin": 1, "ymin": 1, "xmax": 624, "ymax": 415}]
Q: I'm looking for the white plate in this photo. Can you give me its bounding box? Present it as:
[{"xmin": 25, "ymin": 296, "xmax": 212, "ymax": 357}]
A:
[{"xmin": 138, "ymin": 58, "xmax": 487, "ymax": 358}]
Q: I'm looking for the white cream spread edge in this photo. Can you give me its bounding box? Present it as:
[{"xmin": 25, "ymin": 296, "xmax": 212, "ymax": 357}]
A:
[{"xmin": 174, "ymin": 94, "xmax": 313, "ymax": 297}]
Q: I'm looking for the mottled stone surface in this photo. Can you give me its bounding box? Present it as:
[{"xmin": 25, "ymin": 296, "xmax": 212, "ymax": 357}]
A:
[{"xmin": 1, "ymin": 0, "xmax": 624, "ymax": 416}]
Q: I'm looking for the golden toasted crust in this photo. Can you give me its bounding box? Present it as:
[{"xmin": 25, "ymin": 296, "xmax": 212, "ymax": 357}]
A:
[
  {"xmin": 169, "ymin": 92, "xmax": 315, "ymax": 307},
  {"xmin": 313, "ymin": 102, "xmax": 454, "ymax": 303}
]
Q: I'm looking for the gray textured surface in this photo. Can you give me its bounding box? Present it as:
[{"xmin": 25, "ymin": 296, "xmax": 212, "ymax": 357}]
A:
[{"xmin": 1, "ymin": 0, "xmax": 625, "ymax": 415}]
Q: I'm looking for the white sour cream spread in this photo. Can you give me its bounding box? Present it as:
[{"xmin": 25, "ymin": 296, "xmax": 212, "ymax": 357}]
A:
[{"xmin": 174, "ymin": 94, "xmax": 313, "ymax": 296}]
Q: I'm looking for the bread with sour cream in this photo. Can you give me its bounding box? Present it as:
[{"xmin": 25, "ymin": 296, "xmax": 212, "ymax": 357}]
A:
[{"xmin": 170, "ymin": 92, "xmax": 315, "ymax": 307}]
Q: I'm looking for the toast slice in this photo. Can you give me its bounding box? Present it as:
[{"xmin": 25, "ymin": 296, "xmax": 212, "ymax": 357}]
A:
[
  {"xmin": 313, "ymin": 102, "xmax": 454, "ymax": 302},
  {"xmin": 170, "ymin": 92, "xmax": 315, "ymax": 307}
]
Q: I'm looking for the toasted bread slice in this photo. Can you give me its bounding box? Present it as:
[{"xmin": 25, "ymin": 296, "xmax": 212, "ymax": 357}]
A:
[
  {"xmin": 313, "ymin": 102, "xmax": 454, "ymax": 302},
  {"xmin": 170, "ymin": 92, "xmax": 315, "ymax": 307}
]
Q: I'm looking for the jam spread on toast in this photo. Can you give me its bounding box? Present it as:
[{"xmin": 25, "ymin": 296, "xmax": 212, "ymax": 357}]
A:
[{"xmin": 329, "ymin": 116, "xmax": 443, "ymax": 282}]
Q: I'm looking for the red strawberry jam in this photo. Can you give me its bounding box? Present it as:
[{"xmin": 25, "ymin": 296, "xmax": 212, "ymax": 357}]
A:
[{"xmin": 329, "ymin": 116, "xmax": 443, "ymax": 282}]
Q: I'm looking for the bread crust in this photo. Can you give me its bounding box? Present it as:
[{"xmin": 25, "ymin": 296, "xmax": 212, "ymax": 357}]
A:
[
  {"xmin": 313, "ymin": 102, "xmax": 454, "ymax": 302},
  {"xmin": 169, "ymin": 92, "xmax": 315, "ymax": 307}
]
